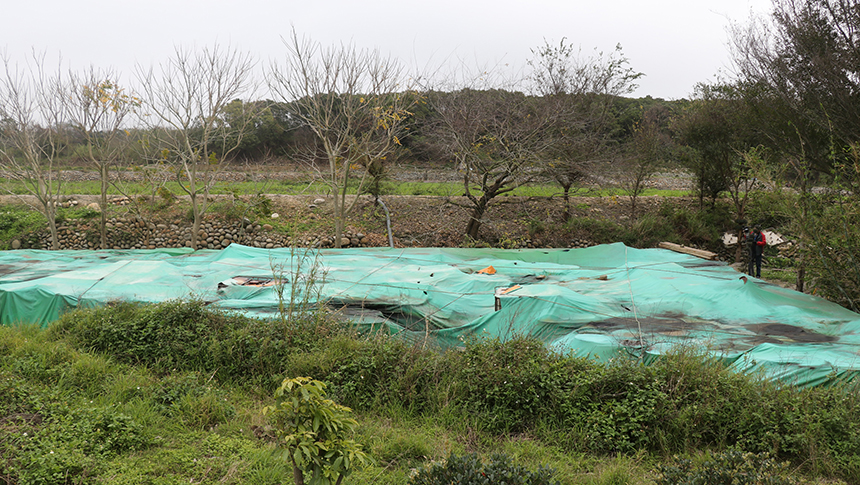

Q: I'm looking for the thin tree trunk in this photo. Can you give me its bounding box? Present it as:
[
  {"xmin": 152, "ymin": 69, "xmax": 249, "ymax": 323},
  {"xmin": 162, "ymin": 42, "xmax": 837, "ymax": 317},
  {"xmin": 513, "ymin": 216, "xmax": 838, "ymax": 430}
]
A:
[
  {"xmin": 334, "ymin": 193, "xmax": 344, "ymax": 248},
  {"xmin": 797, "ymin": 252, "xmax": 805, "ymax": 293},
  {"xmin": 291, "ymin": 460, "xmax": 305, "ymax": 485},
  {"xmin": 191, "ymin": 194, "xmax": 200, "ymax": 248},
  {"xmin": 562, "ymin": 185, "xmax": 571, "ymax": 222},
  {"xmin": 100, "ymin": 163, "xmax": 108, "ymax": 249},
  {"xmin": 47, "ymin": 215, "xmax": 59, "ymax": 250},
  {"xmin": 734, "ymin": 229, "xmax": 744, "ymax": 264}
]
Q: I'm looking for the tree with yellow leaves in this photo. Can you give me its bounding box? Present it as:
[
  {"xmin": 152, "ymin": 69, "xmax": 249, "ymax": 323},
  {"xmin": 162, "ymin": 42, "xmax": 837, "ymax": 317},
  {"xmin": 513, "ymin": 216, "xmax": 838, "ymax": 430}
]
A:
[{"xmin": 63, "ymin": 69, "xmax": 138, "ymax": 248}]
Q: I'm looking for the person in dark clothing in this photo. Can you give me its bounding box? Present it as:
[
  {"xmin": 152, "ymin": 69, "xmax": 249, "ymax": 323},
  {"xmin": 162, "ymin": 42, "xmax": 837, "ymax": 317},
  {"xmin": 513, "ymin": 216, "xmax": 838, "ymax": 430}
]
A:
[{"xmin": 747, "ymin": 225, "xmax": 766, "ymax": 277}]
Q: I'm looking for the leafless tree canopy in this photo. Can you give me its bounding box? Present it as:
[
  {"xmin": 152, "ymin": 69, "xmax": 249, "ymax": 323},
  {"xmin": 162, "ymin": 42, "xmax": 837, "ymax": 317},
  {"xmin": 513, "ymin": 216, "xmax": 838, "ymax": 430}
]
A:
[
  {"xmin": 0, "ymin": 52, "xmax": 66, "ymax": 249},
  {"xmin": 269, "ymin": 29, "xmax": 414, "ymax": 247},
  {"xmin": 135, "ymin": 44, "xmax": 258, "ymax": 248},
  {"xmin": 425, "ymin": 66, "xmax": 559, "ymax": 238},
  {"xmin": 528, "ymin": 40, "xmax": 642, "ymax": 221}
]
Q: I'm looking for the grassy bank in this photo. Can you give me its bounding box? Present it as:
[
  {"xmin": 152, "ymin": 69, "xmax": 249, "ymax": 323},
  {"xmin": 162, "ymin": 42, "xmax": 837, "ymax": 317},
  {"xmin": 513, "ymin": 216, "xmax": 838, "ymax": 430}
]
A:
[{"xmin": 1, "ymin": 300, "xmax": 856, "ymax": 484}]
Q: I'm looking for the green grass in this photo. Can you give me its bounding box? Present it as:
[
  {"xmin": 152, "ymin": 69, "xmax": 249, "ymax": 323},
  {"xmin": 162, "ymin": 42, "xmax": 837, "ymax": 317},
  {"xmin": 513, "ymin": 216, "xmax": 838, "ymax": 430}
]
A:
[
  {"xmin": 1, "ymin": 177, "xmax": 693, "ymax": 198},
  {"xmin": 761, "ymin": 268, "xmax": 798, "ymax": 287},
  {"xmin": 0, "ymin": 205, "xmax": 47, "ymax": 249}
]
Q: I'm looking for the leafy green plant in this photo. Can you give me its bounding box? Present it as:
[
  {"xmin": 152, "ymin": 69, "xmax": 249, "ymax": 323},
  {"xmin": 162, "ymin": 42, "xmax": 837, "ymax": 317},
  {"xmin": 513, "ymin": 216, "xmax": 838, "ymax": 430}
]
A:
[
  {"xmin": 150, "ymin": 372, "xmax": 235, "ymax": 428},
  {"xmin": 527, "ymin": 218, "xmax": 545, "ymax": 237},
  {"xmin": 210, "ymin": 198, "xmax": 248, "ymax": 222},
  {"xmin": 249, "ymin": 192, "xmax": 273, "ymax": 218},
  {"xmin": 156, "ymin": 186, "xmax": 177, "ymax": 207},
  {"xmin": 408, "ymin": 452, "xmax": 560, "ymax": 485},
  {"xmin": 263, "ymin": 377, "xmax": 372, "ymax": 485}
]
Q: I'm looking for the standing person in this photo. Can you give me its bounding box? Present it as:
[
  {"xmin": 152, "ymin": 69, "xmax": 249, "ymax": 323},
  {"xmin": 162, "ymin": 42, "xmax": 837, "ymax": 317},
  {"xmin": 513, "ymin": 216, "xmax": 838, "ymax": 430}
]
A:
[{"xmin": 747, "ymin": 225, "xmax": 766, "ymax": 278}]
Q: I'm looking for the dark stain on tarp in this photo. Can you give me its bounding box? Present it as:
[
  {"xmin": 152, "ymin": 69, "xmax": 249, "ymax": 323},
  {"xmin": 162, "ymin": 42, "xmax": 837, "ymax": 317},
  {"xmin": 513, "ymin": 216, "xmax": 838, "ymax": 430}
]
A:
[
  {"xmin": 587, "ymin": 316, "xmax": 711, "ymax": 334},
  {"xmin": 0, "ymin": 264, "xmax": 19, "ymax": 276},
  {"xmin": 748, "ymin": 323, "xmax": 836, "ymax": 343},
  {"xmin": 677, "ymin": 260, "xmax": 727, "ymax": 269}
]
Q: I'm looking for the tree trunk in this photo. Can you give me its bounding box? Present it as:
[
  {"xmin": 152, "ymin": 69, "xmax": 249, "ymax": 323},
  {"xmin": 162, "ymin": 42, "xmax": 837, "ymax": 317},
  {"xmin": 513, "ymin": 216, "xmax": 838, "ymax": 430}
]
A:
[
  {"xmin": 191, "ymin": 194, "xmax": 200, "ymax": 248},
  {"xmin": 466, "ymin": 203, "xmax": 487, "ymax": 240},
  {"xmin": 47, "ymin": 216, "xmax": 59, "ymax": 250},
  {"xmin": 797, "ymin": 252, "xmax": 805, "ymax": 293},
  {"xmin": 42, "ymin": 199, "xmax": 60, "ymax": 250},
  {"xmin": 333, "ymin": 194, "xmax": 344, "ymax": 248},
  {"xmin": 562, "ymin": 185, "xmax": 571, "ymax": 223},
  {"xmin": 100, "ymin": 163, "xmax": 108, "ymax": 249},
  {"xmin": 291, "ymin": 459, "xmax": 305, "ymax": 485},
  {"xmin": 734, "ymin": 229, "xmax": 744, "ymax": 264}
]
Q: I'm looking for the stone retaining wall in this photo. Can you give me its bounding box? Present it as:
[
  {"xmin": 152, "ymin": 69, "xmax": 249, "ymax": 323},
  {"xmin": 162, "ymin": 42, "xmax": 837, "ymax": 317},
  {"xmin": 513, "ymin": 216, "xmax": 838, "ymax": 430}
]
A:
[{"xmin": 11, "ymin": 217, "xmax": 369, "ymax": 251}]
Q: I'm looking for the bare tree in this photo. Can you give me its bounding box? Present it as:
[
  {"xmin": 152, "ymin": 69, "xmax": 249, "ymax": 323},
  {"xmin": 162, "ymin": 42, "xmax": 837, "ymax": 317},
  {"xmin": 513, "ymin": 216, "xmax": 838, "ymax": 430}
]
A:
[
  {"xmin": 269, "ymin": 29, "xmax": 414, "ymax": 248},
  {"xmin": 425, "ymin": 66, "xmax": 559, "ymax": 240},
  {"xmin": 529, "ymin": 40, "xmax": 642, "ymax": 221},
  {"xmin": 135, "ymin": 45, "xmax": 257, "ymax": 249},
  {"xmin": 0, "ymin": 52, "xmax": 66, "ymax": 249},
  {"xmin": 62, "ymin": 68, "xmax": 138, "ymax": 249},
  {"xmin": 619, "ymin": 105, "xmax": 668, "ymax": 219}
]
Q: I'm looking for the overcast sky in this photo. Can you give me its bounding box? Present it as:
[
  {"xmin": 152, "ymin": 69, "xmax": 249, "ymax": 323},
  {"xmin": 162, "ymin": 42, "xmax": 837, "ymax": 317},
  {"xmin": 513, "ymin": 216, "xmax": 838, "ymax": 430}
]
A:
[{"xmin": 3, "ymin": 0, "xmax": 772, "ymax": 100}]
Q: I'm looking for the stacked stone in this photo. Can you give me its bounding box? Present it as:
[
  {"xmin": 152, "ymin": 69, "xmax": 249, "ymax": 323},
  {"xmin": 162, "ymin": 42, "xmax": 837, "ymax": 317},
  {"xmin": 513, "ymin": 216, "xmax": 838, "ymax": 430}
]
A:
[{"xmin": 18, "ymin": 218, "xmax": 372, "ymax": 251}]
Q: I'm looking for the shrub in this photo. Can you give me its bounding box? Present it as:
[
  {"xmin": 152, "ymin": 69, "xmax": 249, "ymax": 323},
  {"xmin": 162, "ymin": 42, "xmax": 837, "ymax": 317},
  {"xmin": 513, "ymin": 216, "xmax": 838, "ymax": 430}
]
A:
[
  {"xmin": 449, "ymin": 336, "xmax": 595, "ymax": 434},
  {"xmin": 564, "ymin": 217, "xmax": 624, "ymax": 245},
  {"xmin": 156, "ymin": 186, "xmax": 176, "ymax": 207},
  {"xmin": 50, "ymin": 300, "xmax": 225, "ymax": 373},
  {"xmin": 655, "ymin": 450, "xmax": 797, "ymax": 485},
  {"xmin": 580, "ymin": 361, "xmax": 668, "ymax": 453},
  {"xmin": 51, "ymin": 299, "xmax": 344, "ymax": 387},
  {"xmin": 746, "ymin": 190, "xmax": 794, "ymax": 229},
  {"xmin": 408, "ymin": 452, "xmax": 560, "ymax": 485},
  {"xmin": 325, "ymin": 336, "xmax": 445, "ymax": 412},
  {"xmin": 210, "ymin": 199, "xmax": 248, "ymax": 222},
  {"xmin": 150, "ymin": 372, "xmax": 235, "ymax": 428}
]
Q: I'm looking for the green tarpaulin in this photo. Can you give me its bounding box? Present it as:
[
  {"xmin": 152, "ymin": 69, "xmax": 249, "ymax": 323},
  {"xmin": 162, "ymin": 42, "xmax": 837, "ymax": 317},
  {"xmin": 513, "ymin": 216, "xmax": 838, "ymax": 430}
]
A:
[{"xmin": 2, "ymin": 243, "xmax": 859, "ymax": 387}]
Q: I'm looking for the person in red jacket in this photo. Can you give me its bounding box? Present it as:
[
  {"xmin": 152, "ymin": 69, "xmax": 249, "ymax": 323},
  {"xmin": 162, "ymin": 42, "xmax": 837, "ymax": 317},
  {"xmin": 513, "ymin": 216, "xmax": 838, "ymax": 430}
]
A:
[{"xmin": 747, "ymin": 225, "xmax": 766, "ymax": 278}]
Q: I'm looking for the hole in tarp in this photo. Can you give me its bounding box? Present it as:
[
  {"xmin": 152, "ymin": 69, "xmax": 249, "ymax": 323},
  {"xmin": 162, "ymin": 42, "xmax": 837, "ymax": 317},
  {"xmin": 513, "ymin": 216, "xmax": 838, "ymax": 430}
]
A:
[
  {"xmin": 337, "ymin": 302, "xmax": 429, "ymax": 331},
  {"xmin": 217, "ymin": 275, "xmax": 285, "ymax": 289}
]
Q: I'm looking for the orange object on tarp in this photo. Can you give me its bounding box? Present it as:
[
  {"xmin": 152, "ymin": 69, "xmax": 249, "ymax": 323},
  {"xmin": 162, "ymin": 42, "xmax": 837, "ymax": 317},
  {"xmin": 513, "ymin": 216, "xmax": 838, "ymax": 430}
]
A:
[{"xmin": 476, "ymin": 266, "xmax": 496, "ymax": 275}]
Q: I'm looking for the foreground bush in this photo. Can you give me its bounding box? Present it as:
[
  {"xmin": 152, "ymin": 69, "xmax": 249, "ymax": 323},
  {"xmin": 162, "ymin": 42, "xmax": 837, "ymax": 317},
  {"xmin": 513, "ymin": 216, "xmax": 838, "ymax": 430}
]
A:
[
  {"xmin": 49, "ymin": 299, "xmax": 341, "ymax": 389},
  {"xmin": 656, "ymin": 450, "xmax": 796, "ymax": 485},
  {"xmin": 408, "ymin": 452, "xmax": 560, "ymax": 485}
]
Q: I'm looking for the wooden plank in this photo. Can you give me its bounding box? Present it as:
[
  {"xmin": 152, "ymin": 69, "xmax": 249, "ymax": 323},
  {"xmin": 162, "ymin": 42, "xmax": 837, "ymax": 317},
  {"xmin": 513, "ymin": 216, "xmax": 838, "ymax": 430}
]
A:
[{"xmin": 658, "ymin": 241, "xmax": 719, "ymax": 260}]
